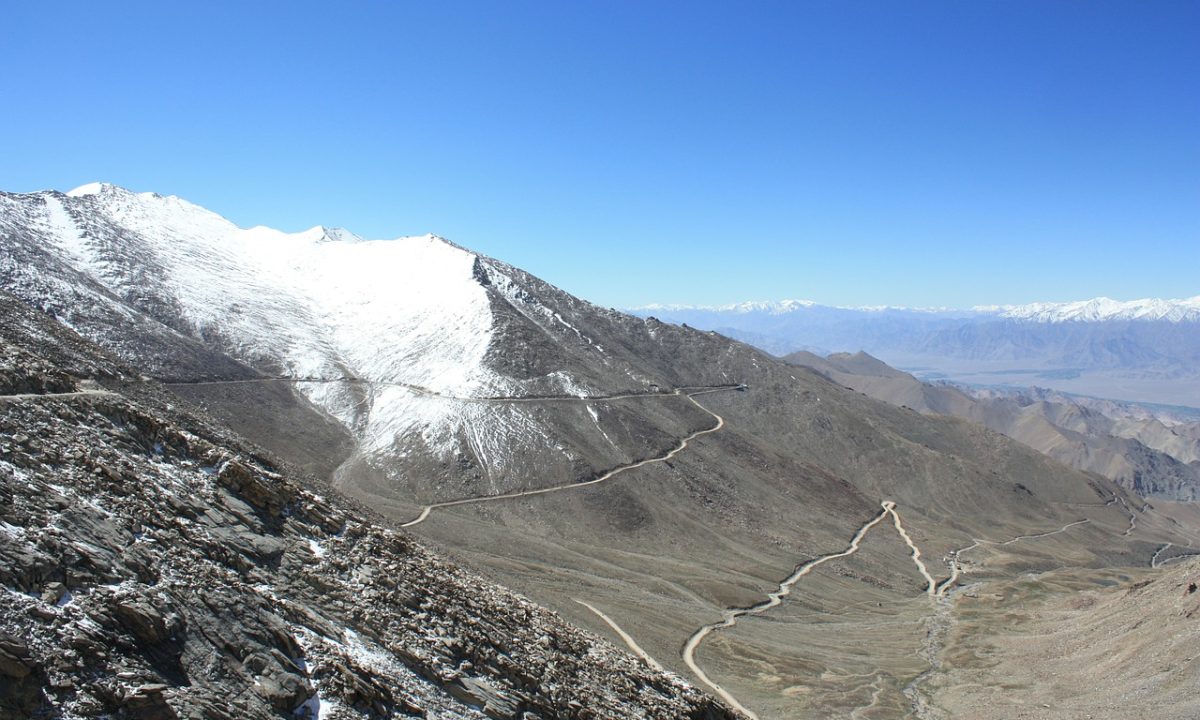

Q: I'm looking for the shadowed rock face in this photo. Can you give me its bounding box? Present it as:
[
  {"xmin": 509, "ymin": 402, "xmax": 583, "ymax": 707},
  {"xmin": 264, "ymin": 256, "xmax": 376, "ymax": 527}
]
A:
[{"xmin": 0, "ymin": 296, "xmax": 738, "ymax": 720}]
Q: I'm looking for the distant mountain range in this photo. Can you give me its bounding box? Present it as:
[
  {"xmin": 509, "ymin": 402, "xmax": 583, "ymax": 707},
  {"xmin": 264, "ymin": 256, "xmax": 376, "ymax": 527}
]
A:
[
  {"xmin": 640, "ymin": 296, "xmax": 1200, "ymax": 323},
  {"xmin": 632, "ymin": 297, "xmax": 1200, "ymax": 408}
]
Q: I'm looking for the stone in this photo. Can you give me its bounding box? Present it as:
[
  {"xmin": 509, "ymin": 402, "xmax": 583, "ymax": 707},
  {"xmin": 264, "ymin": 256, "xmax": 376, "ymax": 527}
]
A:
[{"xmin": 113, "ymin": 599, "xmax": 169, "ymax": 645}]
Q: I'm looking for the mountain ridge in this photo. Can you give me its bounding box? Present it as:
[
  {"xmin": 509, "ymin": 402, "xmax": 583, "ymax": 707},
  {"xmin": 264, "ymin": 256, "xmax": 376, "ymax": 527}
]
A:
[
  {"xmin": 635, "ymin": 295, "xmax": 1200, "ymax": 323},
  {"xmin": 785, "ymin": 349, "xmax": 1200, "ymax": 499}
]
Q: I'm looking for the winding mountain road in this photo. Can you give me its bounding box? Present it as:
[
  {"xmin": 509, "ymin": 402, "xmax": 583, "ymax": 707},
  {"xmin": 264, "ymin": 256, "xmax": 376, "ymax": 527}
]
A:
[
  {"xmin": 400, "ymin": 386, "xmax": 735, "ymax": 528},
  {"xmin": 935, "ymin": 518, "xmax": 1092, "ymax": 597},
  {"xmin": 885, "ymin": 503, "xmax": 937, "ymax": 596},
  {"xmin": 1151, "ymin": 542, "xmax": 1200, "ymax": 568},
  {"xmin": 1151, "ymin": 543, "xmax": 1174, "ymax": 568},
  {"xmin": 1116, "ymin": 495, "xmax": 1138, "ymax": 536}
]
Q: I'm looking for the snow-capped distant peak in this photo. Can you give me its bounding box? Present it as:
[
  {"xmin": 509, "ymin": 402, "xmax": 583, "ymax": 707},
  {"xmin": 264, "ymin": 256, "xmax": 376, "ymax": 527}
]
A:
[
  {"xmin": 634, "ymin": 299, "xmax": 964, "ymax": 315},
  {"xmin": 640, "ymin": 295, "xmax": 1200, "ymax": 322},
  {"xmin": 975, "ymin": 296, "xmax": 1200, "ymax": 323},
  {"xmin": 637, "ymin": 299, "xmax": 818, "ymax": 314}
]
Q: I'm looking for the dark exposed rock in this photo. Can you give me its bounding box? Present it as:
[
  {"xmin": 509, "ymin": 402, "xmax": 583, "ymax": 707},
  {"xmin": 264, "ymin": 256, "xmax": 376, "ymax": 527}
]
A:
[
  {"xmin": 0, "ymin": 636, "xmax": 34, "ymax": 679},
  {"xmin": 121, "ymin": 684, "xmax": 178, "ymax": 720},
  {"xmin": 113, "ymin": 596, "xmax": 170, "ymax": 645},
  {"xmin": 0, "ymin": 633, "xmax": 48, "ymax": 717}
]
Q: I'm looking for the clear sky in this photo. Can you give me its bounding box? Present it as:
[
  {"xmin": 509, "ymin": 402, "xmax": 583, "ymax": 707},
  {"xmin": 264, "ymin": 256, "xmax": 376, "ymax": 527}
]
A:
[{"xmin": 3, "ymin": 1, "xmax": 1197, "ymax": 309}]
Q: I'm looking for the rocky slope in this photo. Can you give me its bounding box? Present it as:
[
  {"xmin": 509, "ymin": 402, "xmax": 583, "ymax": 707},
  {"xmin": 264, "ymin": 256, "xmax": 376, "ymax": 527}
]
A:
[
  {"xmin": 0, "ymin": 295, "xmax": 737, "ymax": 720},
  {"xmin": 785, "ymin": 350, "xmax": 1200, "ymax": 500},
  {"xmin": 968, "ymin": 385, "xmax": 1200, "ymax": 464}
]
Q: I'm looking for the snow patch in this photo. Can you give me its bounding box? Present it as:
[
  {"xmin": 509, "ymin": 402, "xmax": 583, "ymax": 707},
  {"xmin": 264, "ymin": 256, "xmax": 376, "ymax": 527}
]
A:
[
  {"xmin": 586, "ymin": 404, "xmax": 616, "ymax": 448},
  {"xmin": 549, "ymin": 371, "xmax": 590, "ymax": 398},
  {"xmin": 40, "ymin": 195, "xmax": 92, "ymax": 267}
]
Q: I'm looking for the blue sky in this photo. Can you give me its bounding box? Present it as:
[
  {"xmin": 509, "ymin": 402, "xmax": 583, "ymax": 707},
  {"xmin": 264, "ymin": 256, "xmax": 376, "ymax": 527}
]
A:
[{"xmin": 3, "ymin": 1, "xmax": 1197, "ymax": 309}]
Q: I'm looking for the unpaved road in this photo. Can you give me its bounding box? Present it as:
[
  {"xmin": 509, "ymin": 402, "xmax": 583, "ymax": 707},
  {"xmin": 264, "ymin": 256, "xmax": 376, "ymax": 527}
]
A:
[
  {"xmin": 0, "ymin": 387, "xmax": 117, "ymax": 403},
  {"xmin": 1116, "ymin": 495, "xmax": 1137, "ymax": 536},
  {"xmin": 885, "ymin": 503, "xmax": 937, "ymax": 596},
  {"xmin": 1151, "ymin": 542, "xmax": 1200, "ymax": 569},
  {"xmin": 1151, "ymin": 543, "xmax": 1174, "ymax": 568},
  {"xmin": 573, "ymin": 599, "xmax": 665, "ymax": 672},
  {"xmin": 400, "ymin": 387, "xmax": 735, "ymax": 528},
  {"xmin": 935, "ymin": 518, "xmax": 1091, "ymax": 597}
]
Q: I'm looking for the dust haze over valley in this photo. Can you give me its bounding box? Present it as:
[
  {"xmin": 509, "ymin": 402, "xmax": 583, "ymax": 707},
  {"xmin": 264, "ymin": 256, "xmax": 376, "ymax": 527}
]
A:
[{"xmin": 2, "ymin": 184, "xmax": 1199, "ymax": 720}]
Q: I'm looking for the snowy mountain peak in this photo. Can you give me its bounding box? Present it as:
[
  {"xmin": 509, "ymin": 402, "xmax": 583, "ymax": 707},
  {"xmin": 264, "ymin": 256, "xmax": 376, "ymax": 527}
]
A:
[
  {"xmin": 638, "ymin": 299, "xmax": 818, "ymax": 314},
  {"xmin": 65, "ymin": 182, "xmax": 150, "ymax": 201},
  {"xmin": 635, "ymin": 299, "xmax": 970, "ymax": 316},
  {"xmin": 0, "ymin": 185, "xmax": 627, "ymax": 467},
  {"xmin": 975, "ymin": 296, "xmax": 1200, "ymax": 323}
]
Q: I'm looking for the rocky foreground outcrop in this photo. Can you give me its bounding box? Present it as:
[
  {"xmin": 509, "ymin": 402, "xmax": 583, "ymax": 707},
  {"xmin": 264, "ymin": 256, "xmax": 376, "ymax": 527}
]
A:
[{"xmin": 0, "ymin": 295, "xmax": 738, "ymax": 719}]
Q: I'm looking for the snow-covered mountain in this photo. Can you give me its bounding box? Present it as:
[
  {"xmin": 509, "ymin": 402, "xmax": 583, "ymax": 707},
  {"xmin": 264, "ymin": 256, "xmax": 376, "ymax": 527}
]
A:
[
  {"xmin": 638, "ymin": 299, "xmax": 970, "ymax": 316},
  {"xmin": 0, "ymin": 183, "xmax": 744, "ymax": 503},
  {"xmin": 29, "ymin": 182, "xmax": 524, "ymax": 396},
  {"xmin": 639, "ymin": 299, "xmax": 820, "ymax": 314}
]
